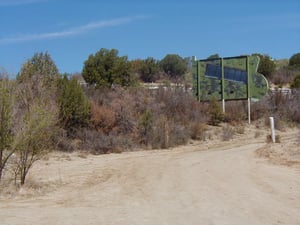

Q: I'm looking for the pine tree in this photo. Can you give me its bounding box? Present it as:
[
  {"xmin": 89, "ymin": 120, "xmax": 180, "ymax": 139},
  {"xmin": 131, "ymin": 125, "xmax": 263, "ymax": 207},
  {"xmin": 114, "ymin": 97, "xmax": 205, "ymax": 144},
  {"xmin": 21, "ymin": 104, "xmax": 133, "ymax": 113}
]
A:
[{"xmin": 59, "ymin": 76, "xmax": 91, "ymax": 131}]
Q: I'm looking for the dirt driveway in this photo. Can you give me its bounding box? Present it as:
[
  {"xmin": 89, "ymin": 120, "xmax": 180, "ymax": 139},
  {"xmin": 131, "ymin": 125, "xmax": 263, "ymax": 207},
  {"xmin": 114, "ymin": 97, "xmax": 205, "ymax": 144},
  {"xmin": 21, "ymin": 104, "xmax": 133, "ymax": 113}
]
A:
[{"xmin": 0, "ymin": 129, "xmax": 299, "ymax": 225}]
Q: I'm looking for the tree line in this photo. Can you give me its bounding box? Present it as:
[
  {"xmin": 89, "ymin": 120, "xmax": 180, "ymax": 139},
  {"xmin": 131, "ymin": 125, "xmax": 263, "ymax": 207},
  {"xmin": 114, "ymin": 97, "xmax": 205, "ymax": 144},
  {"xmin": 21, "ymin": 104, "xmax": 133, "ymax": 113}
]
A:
[
  {"xmin": 81, "ymin": 49, "xmax": 300, "ymax": 88},
  {"xmin": 82, "ymin": 48, "xmax": 191, "ymax": 87}
]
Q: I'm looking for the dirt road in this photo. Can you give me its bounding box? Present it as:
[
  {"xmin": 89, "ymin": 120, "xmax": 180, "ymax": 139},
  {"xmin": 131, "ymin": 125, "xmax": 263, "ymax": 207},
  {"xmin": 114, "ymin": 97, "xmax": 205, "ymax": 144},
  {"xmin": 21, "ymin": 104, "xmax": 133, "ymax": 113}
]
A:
[{"xmin": 0, "ymin": 133, "xmax": 299, "ymax": 225}]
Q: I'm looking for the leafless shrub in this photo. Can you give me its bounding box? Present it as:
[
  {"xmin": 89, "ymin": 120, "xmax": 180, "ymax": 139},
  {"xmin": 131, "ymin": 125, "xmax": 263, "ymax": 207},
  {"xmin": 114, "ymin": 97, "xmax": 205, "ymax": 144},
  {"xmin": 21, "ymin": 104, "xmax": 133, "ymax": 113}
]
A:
[
  {"xmin": 222, "ymin": 125, "xmax": 235, "ymax": 141},
  {"xmin": 90, "ymin": 102, "xmax": 116, "ymax": 134},
  {"xmin": 235, "ymin": 125, "xmax": 245, "ymax": 134},
  {"xmin": 56, "ymin": 138, "xmax": 74, "ymax": 152},
  {"xmin": 151, "ymin": 115, "xmax": 169, "ymax": 149},
  {"xmin": 270, "ymin": 67, "xmax": 295, "ymax": 86},
  {"xmin": 169, "ymin": 123, "xmax": 190, "ymax": 147},
  {"xmin": 224, "ymin": 101, "xmax": 247, "ymax": 124},
  {"xmin": 190, "ymin": 122, "xmax": 208, "ymax": 141},
  {"xmin": 85, "ymin": 86, "xmax": 209, "ymax": 151},
  {"xmin": 251, "ymin": 100, "xmax": 268, "ymax": 121},
  {"xmin": 251, "ymin": 89, "xmax": 300, "ymax": 127},
  {"xmin": 284, "ymin": 90, "xmax": 300, "ymax": 123},
  {"xmin": 75, "ymin": 129, "xmax": 133, "ymax": 154}
]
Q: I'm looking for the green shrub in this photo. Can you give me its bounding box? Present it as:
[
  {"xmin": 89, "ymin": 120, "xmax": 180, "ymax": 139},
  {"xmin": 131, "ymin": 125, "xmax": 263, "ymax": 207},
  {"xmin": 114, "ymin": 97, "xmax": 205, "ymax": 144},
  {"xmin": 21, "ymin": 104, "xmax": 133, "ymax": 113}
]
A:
[
  {"xmin": 58, "ymin": 76, "xmax": 91, "ymax": 131},
  {"xmin": 138, "ymin": 110, "xmax": 154, "ymax": 145}
]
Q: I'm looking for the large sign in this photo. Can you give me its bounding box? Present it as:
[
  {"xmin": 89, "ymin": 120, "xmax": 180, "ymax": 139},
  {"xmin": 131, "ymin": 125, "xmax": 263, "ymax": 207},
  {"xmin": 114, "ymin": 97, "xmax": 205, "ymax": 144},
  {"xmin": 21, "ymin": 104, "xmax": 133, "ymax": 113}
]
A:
[{"xmin": 192, "ymin": 55, "xmax": 268, "ymax": 101}]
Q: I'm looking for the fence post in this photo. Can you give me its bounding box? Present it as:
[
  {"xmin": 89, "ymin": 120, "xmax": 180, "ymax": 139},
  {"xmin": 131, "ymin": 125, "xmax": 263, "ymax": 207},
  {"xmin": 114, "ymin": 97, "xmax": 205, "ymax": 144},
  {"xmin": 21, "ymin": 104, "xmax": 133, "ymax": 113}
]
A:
[{"xmin": 269, "ymin": 117, "xmax": 276, "ymax": 143}]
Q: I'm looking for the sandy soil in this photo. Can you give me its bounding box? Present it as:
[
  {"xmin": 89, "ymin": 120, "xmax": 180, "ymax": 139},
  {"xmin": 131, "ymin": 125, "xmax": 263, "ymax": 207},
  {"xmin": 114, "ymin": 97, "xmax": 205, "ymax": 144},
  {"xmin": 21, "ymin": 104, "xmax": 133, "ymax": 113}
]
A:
[{"xmin": 0, "ymin": 125, "xmax": 299, "ymax": 225}]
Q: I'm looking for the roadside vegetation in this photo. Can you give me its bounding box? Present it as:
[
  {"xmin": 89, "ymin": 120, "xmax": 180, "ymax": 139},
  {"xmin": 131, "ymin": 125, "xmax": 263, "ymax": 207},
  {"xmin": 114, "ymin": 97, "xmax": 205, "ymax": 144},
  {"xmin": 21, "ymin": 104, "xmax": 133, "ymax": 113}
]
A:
[{"xmin": 0, "ymin": 49, "xmax": 300, "ymax": 187}]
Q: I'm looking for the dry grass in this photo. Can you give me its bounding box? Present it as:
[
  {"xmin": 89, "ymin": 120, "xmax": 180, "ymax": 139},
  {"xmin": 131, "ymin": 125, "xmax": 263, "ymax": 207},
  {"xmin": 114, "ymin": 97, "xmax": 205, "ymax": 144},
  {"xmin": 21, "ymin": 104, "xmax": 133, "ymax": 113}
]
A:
[{"xmin": 256, "ymin": 128, "xmax": 300, "ymax": 167}]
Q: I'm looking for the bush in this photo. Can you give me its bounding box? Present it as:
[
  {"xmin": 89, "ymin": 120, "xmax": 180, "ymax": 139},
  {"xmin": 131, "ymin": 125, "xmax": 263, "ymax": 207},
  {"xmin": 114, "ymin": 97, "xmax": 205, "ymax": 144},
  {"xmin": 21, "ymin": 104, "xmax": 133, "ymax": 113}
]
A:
[
  {"xmin": 251, "ymin": 89, "xmax": 300, "ymax": 126},
  {"xmin": 251, "ymin": 99, "xmax": 268, "ymax": 121},
  {"xmin": 208, "ymin": 98, "xmax": 224, "ymax": 126},
  {"xmin": 138, "ymin": 109, "xmax": 154, "ymax": 146},
  {"xmin": 90, "ymin": 102, "xmax": 116, "ymax": 134},
  {"xmin": 190, "ymin": 122, "xmax": 208, "ymax": 141},
  {"xmin": 82, "ymin": 48, "xmax": 136, "ymax": 88},
  {"xmin": 291, "ymin": 73, "xmax": 300, "ymax": 89},
  {"xmin": 72, "ymin": 86, "xmax": 210, "ymax": 151},
  {"xmin": 289, "ymin": 53, "xmax": 300, "ymax": 68},
  {"xmin": 169, "ymin": 123, "xmax": 190, "ymax": 147},
  {"xmin": 222, "ymin": 125, "xmax": 235, "ymax": 141},
  {"xmin": 75, "ymin": 129, "xmax": 132, "ymax": 154},
  {"xmin": 58, "ymin": 76, "xmax": 90, "ymax": 131},
  {"xmin": 224, "ymin": 101, "xmax": 247, "ymax": 124},
  {"xmin": 270, "ymin": 67, "xmax": 295, "ymax": 86}
]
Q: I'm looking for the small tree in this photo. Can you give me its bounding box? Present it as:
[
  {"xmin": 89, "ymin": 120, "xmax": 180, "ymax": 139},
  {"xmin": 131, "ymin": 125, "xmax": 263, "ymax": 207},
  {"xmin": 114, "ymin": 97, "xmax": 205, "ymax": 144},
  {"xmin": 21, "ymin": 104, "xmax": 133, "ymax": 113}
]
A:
[
  {"xmin": 139, "ymin": 57, "xmax": 160, "ymax": 83},
  {"xmin": 13, "ymin": 104, "xmax": 56, "ymax": 185},
  {"xmin": 17, "ymin": 52, "xmax": 60, "ymax": 86},
  {"xmin": 291, "ymin": 73, "xmax": 300, "ymax": 89},
  {"xmin": 13, "ymin": 77, "xmax": 58, "ymax": 185},
  {"xmin": 11, "ymin": 56, "xmax": 59, "ymax": 185},
  {"xmin": 0, "ymin": 77, "xmax": 14, "ymax": 181},
  {"xmin": 58, "ymin": 76, "xmax": 91, "ymax": 131},
  {"xmin": 289, "ymin": 53, "xmax": 300, "ymax": 68},
  {"xmin": 82, "ymin": 48, "xmax": 137, "ymax": 88},
  {"xmin": 160, "ymin": 54, "xmax": 187, "ymax": 79},
  {"xmin": 253, "ymin": 53, "xmax": 276, "ymax": 78}
]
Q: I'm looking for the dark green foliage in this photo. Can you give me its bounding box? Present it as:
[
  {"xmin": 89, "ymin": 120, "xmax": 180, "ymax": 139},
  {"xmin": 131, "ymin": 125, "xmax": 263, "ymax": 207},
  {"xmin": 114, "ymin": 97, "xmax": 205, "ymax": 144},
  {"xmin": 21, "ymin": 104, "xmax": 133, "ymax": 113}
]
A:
[
  {"xmin": 59, "ymin": 76, "xmax": 91, "ymax": 131},
  {"xmin": 291, "ymin": 73, "xmax": 300, "ymax": 89},
  {"xmin": 160, "ymin": 54, "xmax": 187, "ymax": 78},
  {"xmin": 138, "ymin": 110, "xmax": 153, "ymax": 145},
  {"xmin": 253, "ymin": 53, "xmax": 276, "ymax": 77},
  {"xmin": 139, "ymin": 57, "xmax": 160, "ymax": 83},
  {"xmin": 207, "ymin": 54, "xmax": 220, "ymax": 59},
  {"xmin": 82, "ymin": 48, "xmax": 137, "ymax": 88},
  {"xmin": 289, "ymin": 53, "xmax": 300, "ymax": 68},
  {"xmin": 17, "ymin": 52, "xmax": 59, "ymax": 85}
]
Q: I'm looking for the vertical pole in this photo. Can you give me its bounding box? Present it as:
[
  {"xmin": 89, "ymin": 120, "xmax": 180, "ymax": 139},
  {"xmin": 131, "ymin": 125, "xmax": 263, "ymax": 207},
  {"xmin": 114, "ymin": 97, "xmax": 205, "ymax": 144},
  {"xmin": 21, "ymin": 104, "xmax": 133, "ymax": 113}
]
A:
[
  {"xmin": 246, "ymin": 56, "xmax": 251, "ymax": 124},
  {"xmin": 221, "ymin": 58, "xmax": 225, "ymax": 113},
  {"xmin": 269, "ymin": 117, "xmax": 276, "ymax": 143},
  {"xmin": 248, "ymin": 98, "xmax": 251, "ymax": 124},
  {"xmin": 197, "ymin": 61, "xmax": 201, "ymax": 102},
  {"xmin": 192, "ymin": 56, "xmax": 200, "ymax": 101}
]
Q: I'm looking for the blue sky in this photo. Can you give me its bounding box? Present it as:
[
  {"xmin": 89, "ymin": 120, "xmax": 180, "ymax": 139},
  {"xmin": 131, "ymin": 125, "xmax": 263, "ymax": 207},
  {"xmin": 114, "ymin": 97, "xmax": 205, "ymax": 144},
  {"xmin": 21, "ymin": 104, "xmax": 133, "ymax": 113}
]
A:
[{"xmin": 0, "ymin": 0, "xmax": 299, "ymax": 76}]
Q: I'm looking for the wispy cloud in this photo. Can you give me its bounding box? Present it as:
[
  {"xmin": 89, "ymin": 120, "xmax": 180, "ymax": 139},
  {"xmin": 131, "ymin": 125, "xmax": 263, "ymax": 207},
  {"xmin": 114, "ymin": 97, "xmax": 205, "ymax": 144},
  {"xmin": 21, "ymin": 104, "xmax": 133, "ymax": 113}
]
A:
[
  {"xmin": 0, "ymin": 0, "xmax": 47, "ymax": 6},
  {"xmin": 0, "ymin": 16, "xmax": 145, "ymax": 44}
]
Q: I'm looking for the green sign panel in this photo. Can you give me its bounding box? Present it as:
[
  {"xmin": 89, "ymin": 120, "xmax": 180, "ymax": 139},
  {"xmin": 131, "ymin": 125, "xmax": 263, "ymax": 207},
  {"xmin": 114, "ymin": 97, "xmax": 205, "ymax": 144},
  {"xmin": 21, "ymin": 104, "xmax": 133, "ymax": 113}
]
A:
[{"xmin": 192, "ymin": 55, "xmax": 268, "ymax": 101}]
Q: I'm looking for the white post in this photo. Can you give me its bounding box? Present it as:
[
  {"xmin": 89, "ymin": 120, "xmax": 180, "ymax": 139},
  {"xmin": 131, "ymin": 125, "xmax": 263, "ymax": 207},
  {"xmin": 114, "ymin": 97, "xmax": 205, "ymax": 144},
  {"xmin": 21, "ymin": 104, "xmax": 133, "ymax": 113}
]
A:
[
  {"xmin": 222, "ymin": 99, "xmax": 225, "ymax": 113},
  {"xmin": 269, "ymin": 117, "xmax": 276, "ymax": 143}
]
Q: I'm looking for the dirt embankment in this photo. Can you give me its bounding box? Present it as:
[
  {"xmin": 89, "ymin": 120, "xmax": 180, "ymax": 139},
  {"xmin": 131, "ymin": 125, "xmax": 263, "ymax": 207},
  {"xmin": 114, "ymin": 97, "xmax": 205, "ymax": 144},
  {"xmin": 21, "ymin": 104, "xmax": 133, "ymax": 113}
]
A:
[{"xmin": 0, "ymin": 125, "xmax": 299, "ymax": 225}]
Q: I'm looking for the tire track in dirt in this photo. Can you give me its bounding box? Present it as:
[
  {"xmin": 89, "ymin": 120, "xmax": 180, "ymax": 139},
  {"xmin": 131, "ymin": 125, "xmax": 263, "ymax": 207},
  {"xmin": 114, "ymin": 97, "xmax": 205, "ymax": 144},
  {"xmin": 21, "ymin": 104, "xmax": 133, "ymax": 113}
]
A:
[{"xmin": 0, "ymin": 131, "xmax": 299, "ymax": 225}]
